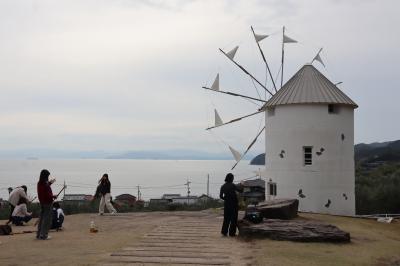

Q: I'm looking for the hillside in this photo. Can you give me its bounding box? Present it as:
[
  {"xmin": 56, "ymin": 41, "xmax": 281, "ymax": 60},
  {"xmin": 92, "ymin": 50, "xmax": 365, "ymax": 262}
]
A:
[
  {"xmin": 355, "ymin": 140, "xmax": 400, "ymax": 164},
  {"xmin": 355, "ymin": 140, "xmax": 400, "ymax": 215}
]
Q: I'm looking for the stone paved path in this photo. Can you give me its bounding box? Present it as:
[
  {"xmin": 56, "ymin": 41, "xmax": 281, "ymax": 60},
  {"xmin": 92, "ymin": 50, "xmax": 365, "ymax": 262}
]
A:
[{"xmin": 102, "ymin": 213, "xmax": 255, "ymax": 266}]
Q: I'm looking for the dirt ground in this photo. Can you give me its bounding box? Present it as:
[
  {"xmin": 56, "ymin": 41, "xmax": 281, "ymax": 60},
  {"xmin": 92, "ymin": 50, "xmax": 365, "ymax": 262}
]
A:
[
  {"xmin": 0, "ymin": 210, "xmax": 251, "ymax": 266},
  {"xmin": 1, "ymin": 211, "xmax": 399, "ymax": 266},
  {"xmin": 0, "ymin": 212, "xmax": 160, "ymax": 265}
]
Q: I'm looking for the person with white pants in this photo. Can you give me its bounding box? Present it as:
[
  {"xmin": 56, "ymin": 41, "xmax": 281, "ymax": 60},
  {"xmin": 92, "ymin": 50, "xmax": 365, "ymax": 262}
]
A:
[{"xmin": 96, "ymin": 174, "xmax": 117, "ymax": 215}]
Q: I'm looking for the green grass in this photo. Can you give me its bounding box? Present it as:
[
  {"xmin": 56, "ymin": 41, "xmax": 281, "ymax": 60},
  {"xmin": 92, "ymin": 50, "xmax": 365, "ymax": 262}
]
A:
[{"xmin": 254, "ymin": 213, "xmax": 400, "ymax": 266}]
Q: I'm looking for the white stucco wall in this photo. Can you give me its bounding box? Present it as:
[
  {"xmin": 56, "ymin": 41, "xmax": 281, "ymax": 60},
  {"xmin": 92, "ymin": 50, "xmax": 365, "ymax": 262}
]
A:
[{"xmin": 264, "ymin": 104, "xmax": 355, "ymax": 216}]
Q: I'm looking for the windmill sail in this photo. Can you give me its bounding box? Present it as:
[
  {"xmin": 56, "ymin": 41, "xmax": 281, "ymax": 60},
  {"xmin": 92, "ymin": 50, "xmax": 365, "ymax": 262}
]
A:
[
  {"xmin": 211, "ymin": 73, "xmax": 219, "ymax": 91},
  {"xmin": 281, "ymin": 28, "xmax": 298, "ymax": 89},
  {"xmin": 226, "ymin": 46, "xmax": 239, "ymax": 60},
  {"xmin": 214, "ymin": 109, "xmax": 223, "ymax": 127},
  {"xmin": 312, "ymin": 51, "xmax": 325, "ymax": 67},
  {"xmin": 254, "ymin": 33, "xmax": 268, "ymax": 42},
  {"xmin": 229, "ymin": 146, "xmax": 242, "ymax": 162},
  {"xmin": 283, "ymin": 34, "xmax": 297, "ymax": 43},
  {"xmin": 313, "ymin": 53, "xmax": 325, "ymax": 67}
]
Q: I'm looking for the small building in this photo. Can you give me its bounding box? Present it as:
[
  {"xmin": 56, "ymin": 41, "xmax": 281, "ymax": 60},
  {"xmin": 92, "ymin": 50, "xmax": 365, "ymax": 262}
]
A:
[
  {"xmin": 241, "ymin": 179, "xmax": 265, "ymax": 204},
  {"xmin": 162, "ymin": 194, "xmax": 181, "ymax": 200},
  {"xmin": 198, "ymin": 194, "xmax": 213, "ymax": 203},
  {"xmin": 115, "ymin": 194, "xmax": 137, "ymax": 206},
  {"xmin": 149, "ymin": 198, "xmax": 170, "ymax": 205},
  {"xmin": 62, "ymin": 194, "xmax": 94, "ymax": 202},
  {"xmin": 170, "ymin": 196, "xmax": 199, "ymax": 205},
  {"xmin": 150, "ymin": 194, "xmax": 212, "ymax": 206}
]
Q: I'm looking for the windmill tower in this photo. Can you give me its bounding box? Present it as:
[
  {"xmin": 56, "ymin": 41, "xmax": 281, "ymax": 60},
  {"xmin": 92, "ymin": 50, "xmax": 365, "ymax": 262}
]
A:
[
  {"xmin": 262, "ymin": 64, "xmax": 358, "ymax": 216},
  {"xmin": 203, "ymin": 26, "xmax": 358, "ymax": 216}
]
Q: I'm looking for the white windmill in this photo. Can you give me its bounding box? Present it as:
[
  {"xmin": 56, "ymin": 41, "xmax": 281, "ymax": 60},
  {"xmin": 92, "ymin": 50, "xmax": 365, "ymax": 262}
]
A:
[{"xmin": 203, "ymin": 26, "xmax": 358, "ymax": 216}]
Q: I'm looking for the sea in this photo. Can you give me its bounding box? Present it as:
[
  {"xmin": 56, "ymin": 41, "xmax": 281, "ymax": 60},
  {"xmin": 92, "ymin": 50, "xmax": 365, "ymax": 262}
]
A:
[{"xmin": 0, "ymin": 159, "xmax": 262, "ymax": 201}]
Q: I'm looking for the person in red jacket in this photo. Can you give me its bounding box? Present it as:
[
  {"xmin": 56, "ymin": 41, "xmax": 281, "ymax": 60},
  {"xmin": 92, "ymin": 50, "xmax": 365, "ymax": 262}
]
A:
[{"xmin": 36, "ymin": 169, "xmax": 57, "ymax": 240}]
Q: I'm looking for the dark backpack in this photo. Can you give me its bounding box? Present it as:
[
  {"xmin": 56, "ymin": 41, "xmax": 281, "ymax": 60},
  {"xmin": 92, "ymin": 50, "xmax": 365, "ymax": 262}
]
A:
[{"xmin": 0, "ymin": 224, "xmax": 12, "ymax": 235}]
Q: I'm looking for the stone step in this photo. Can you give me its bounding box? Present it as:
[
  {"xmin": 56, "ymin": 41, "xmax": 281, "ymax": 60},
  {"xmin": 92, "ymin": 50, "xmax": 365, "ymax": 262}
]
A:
[
  {"xmin": 152, "ymin": 231, "xmax": 218, "ymax": 235},
  {"xmin": 139, "ymin": 240, "xmax": 215, "ymax": 245},
  {"xmin": 106, "ymin": 255, "xmax": 230, "ymax": 265},
  {"xmin": 111, "ymin": 250, "xmax": 230, "ymax": 259},
  {"xmin": 122, "ymin": 246, "xmax": 227, "ymax": 254},
  {"xmin": 123, "ymin": 243, "xmax": 233, "ymax": 249},
  {"xmin": 143, "ymin": 236, "xmax": 212, "ymax": 241}
]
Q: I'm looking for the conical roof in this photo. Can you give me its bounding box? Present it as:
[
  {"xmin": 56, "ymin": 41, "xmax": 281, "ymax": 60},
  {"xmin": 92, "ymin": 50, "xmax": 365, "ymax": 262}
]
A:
[{"xmin": 263, "ymin": 64, "xmax": 358, "ymax": 108}]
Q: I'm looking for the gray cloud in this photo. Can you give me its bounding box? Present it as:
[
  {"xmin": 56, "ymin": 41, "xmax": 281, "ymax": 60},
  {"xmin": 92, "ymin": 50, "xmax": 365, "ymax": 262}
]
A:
[{"xmin": 0, "ymin": 0, "xmax": 398, "ymax": 154}]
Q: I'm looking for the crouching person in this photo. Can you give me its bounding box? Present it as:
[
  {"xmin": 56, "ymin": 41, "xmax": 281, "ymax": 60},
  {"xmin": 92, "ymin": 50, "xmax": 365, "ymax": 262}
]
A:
[
  {"xmin": 51, "ymin": 202, "xmax": 64, "ymax": 230},
  {"xmin": 11, "ymin": 198, "xmax": 32, "ymax": 226}
]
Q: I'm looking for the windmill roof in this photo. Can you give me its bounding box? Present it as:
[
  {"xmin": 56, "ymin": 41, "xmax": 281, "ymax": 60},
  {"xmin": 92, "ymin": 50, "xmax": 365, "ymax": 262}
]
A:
[{"xmin": 263, "ymin": 64, "xmax": 358, "ymax": 108}]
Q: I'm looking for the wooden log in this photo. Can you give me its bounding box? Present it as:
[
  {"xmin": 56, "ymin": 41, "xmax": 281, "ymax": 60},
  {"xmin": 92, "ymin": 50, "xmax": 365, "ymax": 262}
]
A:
[
  {"xmin": 238, "ymin": 219, "xmax": 350, "ymax": 243},
  {"xmin": 256, "ymin": 198, "xmax": 299, "ymax": 220}
]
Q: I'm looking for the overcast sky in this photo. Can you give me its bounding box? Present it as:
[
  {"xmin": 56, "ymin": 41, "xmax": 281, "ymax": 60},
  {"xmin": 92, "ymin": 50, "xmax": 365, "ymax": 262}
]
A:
[{"xmin": 0, "ymin": 0, "xmax": 398, "ymax": 155}]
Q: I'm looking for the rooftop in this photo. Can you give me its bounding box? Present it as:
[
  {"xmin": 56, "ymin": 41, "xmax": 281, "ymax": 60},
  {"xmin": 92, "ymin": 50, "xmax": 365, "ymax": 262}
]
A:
[{"xmin": 263, "ymin": 64, "xmax": 358, "ymax": 109}]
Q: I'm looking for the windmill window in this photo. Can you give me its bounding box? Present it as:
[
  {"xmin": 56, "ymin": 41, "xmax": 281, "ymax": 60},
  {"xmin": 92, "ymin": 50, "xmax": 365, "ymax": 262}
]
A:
[
  {"xmin": 267, "ymin": 107, "xmax": 275, "ymax": 117},
  {"xmin": 328, "ymin": 104, "xmax": 339, "ymax": 114},
  {"xmin": 303, "ymin": 146, "xmax": 313, "ymax": 165},
  {"xmin": 268, "ymin": 182, "xmax": 277, "ymax": 196}
]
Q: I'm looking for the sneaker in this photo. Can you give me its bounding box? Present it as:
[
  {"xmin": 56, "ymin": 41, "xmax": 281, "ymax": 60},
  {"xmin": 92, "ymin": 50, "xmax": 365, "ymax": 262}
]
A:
[
  {"xmin": 111, "ymin": 212, "xmax": 117, "ymax": 215},
  {"xmin": 98, "ymin": 213, "xmax": 104, "ymax": 216},
  {"xmin": 41, "ymin": 235, "xmax": 51, "ymax": 240}
]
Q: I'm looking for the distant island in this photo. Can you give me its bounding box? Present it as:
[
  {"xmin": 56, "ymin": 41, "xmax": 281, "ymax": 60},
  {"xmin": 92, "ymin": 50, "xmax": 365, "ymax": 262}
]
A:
[
  {"xmin": 0, "ymin": 149, "xmax": 259, "ymax": 160},
  {"xmin": 0, "ymin": 141, "xmax": 399, "ymax": 162}
]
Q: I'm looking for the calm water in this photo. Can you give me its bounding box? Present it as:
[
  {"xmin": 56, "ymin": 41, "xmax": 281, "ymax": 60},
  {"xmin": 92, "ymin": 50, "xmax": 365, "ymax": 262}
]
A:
[{"xmin": 0, "ymin": 159, "xmax": 261, "ymax": 201}]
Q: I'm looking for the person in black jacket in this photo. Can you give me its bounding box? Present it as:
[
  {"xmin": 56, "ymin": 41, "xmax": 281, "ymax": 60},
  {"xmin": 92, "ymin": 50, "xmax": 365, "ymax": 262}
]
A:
[
  {"xmin": 219, "ymin": 173, "xmax": 243, "ymax": 237},
  {"xmin": 96, "ymin": 174, "xmax": 117, "ymax": 215}
]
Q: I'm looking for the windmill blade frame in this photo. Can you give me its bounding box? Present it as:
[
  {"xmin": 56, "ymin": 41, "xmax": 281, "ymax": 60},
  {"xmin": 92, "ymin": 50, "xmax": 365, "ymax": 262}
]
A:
[
  {"xmin": 251, "ymin": 26, "xmax": 278, "ymax": 93},
  {"xmin": 206, "ymin": 110, "xmax": 264, "ymax": 130},
  {"xmin": 219, "ymin": 48, "xmax": 274, "ymax": 97},
  {"xmin": 231, "ymin": 126, "xmax": 266, "ymax": 170},
  {"xmin": 202, "ymin": 86, "xmax": 267, "ymax": 103}
]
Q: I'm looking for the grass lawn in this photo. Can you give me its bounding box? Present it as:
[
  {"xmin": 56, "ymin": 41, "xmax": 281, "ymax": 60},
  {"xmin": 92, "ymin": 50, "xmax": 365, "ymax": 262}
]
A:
[{"xmin": 253, "ymin": 213, "xmax": 400, "ymax": 266}]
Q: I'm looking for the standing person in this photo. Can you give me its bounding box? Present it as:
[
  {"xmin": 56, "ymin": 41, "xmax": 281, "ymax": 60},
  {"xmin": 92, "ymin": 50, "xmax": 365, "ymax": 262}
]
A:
[
  {"xmin": 219, "ymin": 173, "xmax": 243, "ymax": 237},
  {"xmin": 37, "ymin": 169, "xmax": 57, "ymax": 240},
  {"xmin": 97, "ymin": 174, "xmax": 117, "ymax": 215},
  {"xmin": 6, "ymin": 185, "xmax": 28, "ymax": 225},
  {"xmin": 11, "ymin": 198, "xmax": 32, "ymax": 226}
]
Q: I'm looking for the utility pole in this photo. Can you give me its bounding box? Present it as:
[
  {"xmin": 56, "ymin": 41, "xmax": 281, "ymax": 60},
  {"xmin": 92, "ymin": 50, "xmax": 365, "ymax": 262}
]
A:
[
  {"xmin": 137, "ymin": 185, "xmax": 141, "ymax": 201},
  {"xmin": 63, "ymin": 180, "xmax": 66, "ymax": 200},
  {"xmin": 207, "ymin": 174, "xmax": 209, "ymax": 197},
  {"xmin": 185, "ymin": 179, "xmax": 191, "ymax": 205}
]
